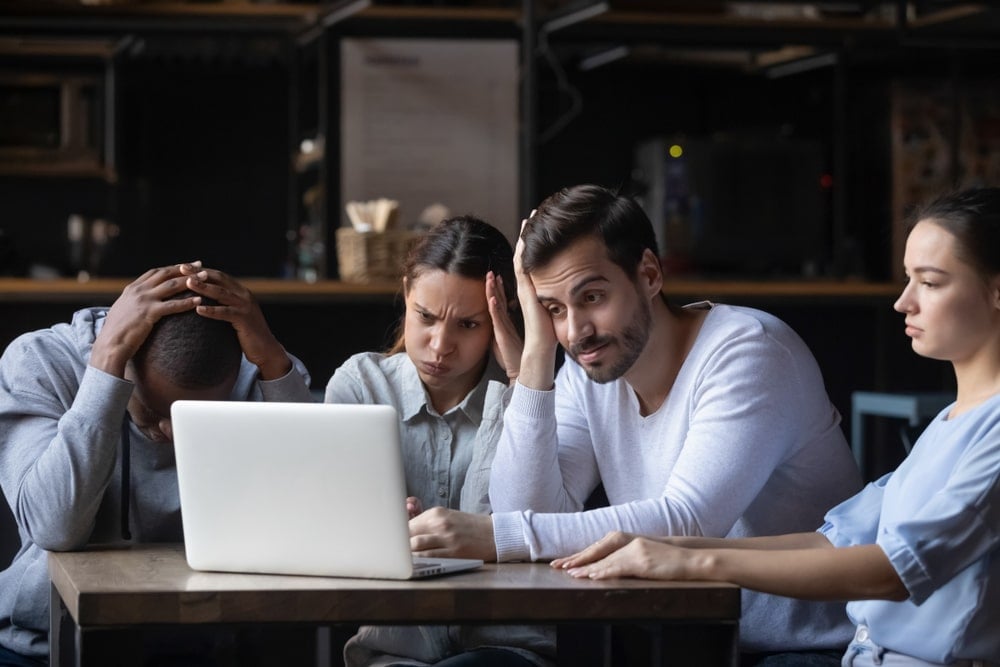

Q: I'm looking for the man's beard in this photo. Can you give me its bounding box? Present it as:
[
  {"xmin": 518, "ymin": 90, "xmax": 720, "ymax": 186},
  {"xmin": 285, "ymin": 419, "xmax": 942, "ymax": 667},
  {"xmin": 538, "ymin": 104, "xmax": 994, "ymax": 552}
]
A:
[{"xmin": 568, "ymin": 297, "xmax": 651, "ymax": 384}]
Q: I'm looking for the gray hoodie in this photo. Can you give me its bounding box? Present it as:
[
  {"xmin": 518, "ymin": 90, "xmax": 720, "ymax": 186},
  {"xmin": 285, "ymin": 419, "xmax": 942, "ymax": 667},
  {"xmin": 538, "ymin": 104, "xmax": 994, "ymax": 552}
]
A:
[{"xmin": 0, "ymin": 308, "xmax": 311, "ymax": 658}]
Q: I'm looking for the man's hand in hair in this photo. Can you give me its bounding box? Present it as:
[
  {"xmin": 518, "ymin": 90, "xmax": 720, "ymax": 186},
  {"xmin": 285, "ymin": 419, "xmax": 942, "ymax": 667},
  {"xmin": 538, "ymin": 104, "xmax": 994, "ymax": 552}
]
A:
[
  {"xmin": 90, "ymin": 264, "xmax": 199, "ymax": 378},
  {"xmin": 179, "ymin": 263, "xmax": 292, "ymax": 381}
]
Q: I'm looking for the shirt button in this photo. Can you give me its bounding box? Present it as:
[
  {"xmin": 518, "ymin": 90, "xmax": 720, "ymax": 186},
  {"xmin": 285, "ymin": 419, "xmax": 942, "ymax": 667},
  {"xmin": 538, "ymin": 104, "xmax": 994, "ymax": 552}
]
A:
[
  {"xmin": 856, "ymin": 627, "xmax": 868, "ymax": 642},
  {"xmin": 438, "ymin": 486, "xmax": 447, "ymax": 497}
]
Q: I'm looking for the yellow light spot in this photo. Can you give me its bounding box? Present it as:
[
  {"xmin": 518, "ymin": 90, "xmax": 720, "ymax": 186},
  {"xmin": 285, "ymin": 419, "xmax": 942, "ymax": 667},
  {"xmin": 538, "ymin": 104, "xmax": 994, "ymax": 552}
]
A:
[{"xmin": 668, "ymin": 144, "xmax": 683, "ymax": 159}]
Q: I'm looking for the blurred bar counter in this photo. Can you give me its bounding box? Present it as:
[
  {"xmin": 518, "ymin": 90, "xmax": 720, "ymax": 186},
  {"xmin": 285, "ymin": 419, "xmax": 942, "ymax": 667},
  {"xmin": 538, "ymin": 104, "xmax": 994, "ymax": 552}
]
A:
[{"xmin": 0, "ymin": 278, "xmax": 900, "ymax": 304}]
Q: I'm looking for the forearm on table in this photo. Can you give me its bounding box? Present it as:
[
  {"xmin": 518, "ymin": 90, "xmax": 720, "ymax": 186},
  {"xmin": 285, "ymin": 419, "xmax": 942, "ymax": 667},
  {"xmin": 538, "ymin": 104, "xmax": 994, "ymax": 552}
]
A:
[
  {"xmin": 666, "ymin": 531, "xmax": 832, "ymax": 551},
  {"xmin": 507, "ymin": 497, "xmax": 682, "ymax": 562},
  {"xmin": 699, "ymin": 543, "xmax": 907, "ymax": 602}
]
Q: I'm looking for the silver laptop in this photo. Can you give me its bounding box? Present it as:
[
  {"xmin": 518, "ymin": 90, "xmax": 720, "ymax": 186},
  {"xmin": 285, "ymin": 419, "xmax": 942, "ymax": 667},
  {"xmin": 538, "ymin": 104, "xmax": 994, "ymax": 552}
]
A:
[{"xmin": 171, "ymin": 400, "xmax": 483, "ymax": 580}]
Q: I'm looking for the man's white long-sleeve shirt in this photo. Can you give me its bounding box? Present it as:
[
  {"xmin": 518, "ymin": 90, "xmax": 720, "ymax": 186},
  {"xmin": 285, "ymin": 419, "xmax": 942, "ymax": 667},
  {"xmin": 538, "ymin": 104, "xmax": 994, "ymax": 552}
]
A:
[{"xmin": 489, "ymin": 303, "xmax": 862, "ymax": 652}]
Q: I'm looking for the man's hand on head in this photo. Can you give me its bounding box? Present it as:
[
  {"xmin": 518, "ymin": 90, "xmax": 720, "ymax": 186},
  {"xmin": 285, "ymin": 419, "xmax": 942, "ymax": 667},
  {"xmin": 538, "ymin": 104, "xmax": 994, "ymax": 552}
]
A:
[
  {"xmin": 514, "ymin": 216, "xmax": 559, "ymax": 390},
  {"xmin": 409, "ymin": 507, "xmax": 498, "ymax": 562},
  {"xmin": 178, "ymin": 263, "xmax": 292, "ymax": 381},
  {"xmin": 89, "ymin": 264, "xmax": 200, "ymax": 378}
]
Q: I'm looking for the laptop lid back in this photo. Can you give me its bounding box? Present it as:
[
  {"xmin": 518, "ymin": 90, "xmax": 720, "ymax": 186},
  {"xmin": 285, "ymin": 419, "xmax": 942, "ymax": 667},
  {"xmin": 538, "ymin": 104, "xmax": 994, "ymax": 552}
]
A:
[{"xmin": 171, "ymin": 400, "xmax": 417, "ymax": 579}]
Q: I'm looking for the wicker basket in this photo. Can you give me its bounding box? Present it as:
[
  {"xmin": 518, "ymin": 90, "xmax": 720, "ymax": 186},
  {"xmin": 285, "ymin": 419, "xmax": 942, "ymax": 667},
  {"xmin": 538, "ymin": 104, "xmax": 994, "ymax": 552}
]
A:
[{"xmin": 335, "ymin": 227, "xmax": 422, "ymax": 283}]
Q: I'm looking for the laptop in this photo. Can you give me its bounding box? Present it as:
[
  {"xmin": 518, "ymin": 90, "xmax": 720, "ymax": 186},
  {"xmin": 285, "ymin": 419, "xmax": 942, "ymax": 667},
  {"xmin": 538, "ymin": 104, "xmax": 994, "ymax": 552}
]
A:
[{"xmin": 170, "ymin": 400, "xmax": 483, "ymax": 580}]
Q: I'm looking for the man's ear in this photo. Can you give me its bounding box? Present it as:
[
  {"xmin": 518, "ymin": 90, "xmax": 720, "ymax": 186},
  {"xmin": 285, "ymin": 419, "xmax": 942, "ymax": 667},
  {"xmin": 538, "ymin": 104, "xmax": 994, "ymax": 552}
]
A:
[
  {"xmin": 637, "ymin": 248, "xmax": 663, "ymax": 299},
  {"xmin": 992, "ymin": 275, "xmax": 1000, "ymax": 311}
]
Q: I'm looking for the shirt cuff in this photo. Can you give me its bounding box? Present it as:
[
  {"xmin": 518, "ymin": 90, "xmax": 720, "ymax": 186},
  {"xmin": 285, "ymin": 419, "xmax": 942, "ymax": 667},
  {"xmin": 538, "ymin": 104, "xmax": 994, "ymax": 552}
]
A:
[
  {"xmin": 878, "ymin": 529, "xmax": 932, "ymax": 604},
  {"xmin": 509, "ymin": 380, "xmax": 556, "ymax": 421},
  {"xmin": 258, "ymin": 363, "xmax": 312, "ymax": 402},
  {"xmin": 492, "ymin": 511, "xmax": 531, "ymax": 562}
]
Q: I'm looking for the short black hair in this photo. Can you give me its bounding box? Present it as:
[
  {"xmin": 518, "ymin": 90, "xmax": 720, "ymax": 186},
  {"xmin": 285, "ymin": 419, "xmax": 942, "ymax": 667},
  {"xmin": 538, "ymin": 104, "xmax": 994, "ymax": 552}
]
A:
[{"xmin": 132, "ymin": 292, "xmax": 242, "ymax": 389}]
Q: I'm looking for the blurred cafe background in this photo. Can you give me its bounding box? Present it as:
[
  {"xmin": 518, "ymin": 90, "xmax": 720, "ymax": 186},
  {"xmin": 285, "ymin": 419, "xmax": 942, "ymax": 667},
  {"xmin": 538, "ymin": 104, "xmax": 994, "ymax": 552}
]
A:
[{"xmin": 2, "ymin": 0, "xmax": 1000, "ymax": 477}]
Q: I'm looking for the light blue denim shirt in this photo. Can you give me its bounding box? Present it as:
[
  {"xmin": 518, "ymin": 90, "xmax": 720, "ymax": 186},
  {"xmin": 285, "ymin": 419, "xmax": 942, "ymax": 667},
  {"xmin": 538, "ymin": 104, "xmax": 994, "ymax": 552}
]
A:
[
  {"xmin": 820, "ymin": 392, "xmax": 1000, "ymax": 664},
  {"xmin": 325, "ymin": 351, "xmax": 554, "ymax": 667},
  {"xmin": 325, "ymin": 351, "xmax": 509, "ymax": 514}
]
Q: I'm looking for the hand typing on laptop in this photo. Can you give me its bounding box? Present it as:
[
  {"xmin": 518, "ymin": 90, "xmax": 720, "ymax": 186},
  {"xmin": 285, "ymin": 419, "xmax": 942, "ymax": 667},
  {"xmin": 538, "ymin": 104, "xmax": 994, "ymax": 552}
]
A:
[
  {"xmin": 409, "ymin": 507, "xmax": 498, "ymax": 562},
  {"xmin": 406, "ymin": 496, "xmax": 423, "ymax": 520}
]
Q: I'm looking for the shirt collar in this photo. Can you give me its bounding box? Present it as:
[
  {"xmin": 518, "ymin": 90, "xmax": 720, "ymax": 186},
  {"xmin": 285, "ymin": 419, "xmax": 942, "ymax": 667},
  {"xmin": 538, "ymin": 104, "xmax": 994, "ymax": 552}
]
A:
[{"xmin": 396, "ymin": 353, "xmax": 507, "ymax": 426}]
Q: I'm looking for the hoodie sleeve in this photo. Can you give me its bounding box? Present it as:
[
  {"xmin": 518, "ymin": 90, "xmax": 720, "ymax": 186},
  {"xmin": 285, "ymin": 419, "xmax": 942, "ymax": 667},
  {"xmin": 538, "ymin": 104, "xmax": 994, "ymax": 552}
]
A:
[
  {"xmin": 234, "ymin": 351, "xmax": 314, "ymax": 403},
  {"xmin": 0, "ymin": 330, "xmax": 133, "ymax": 551},
  {"xmin": 257, "ymin": 352, "xmax": 313, "ymax": 402}
]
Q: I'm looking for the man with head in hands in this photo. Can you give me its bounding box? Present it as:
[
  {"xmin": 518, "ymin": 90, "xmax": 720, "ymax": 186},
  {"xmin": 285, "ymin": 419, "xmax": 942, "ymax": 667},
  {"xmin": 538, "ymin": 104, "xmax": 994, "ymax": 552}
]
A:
[{"xmin": 0, "ymin": 261, "xmax": 311, "ymax": 667}]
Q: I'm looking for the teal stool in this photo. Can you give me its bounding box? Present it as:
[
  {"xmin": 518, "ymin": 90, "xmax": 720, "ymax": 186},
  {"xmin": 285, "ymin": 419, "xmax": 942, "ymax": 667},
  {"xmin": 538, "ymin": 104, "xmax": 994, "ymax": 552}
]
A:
[{"xmin": 850, "ymin": 391, "xmax": 954, "ymax": 479}]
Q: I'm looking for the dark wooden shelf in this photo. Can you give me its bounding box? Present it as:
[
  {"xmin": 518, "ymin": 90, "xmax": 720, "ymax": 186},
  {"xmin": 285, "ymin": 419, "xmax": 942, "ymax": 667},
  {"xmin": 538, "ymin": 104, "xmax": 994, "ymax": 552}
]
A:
[
  {"xmin": 0, "ymin": 3, "xmax": 525, "ymax": 34},
  {"xmin": 0, "ymin": 2, "xmax": 323, "ymax": 33},
  {"xmin": 661, "ymin": 279, "xmax": 900, "ymax": 300},
  {"xmin": 0, "ymin": 278, "xmax": 399, "ymax": 303},
  {"xmin": 0, "ymin": 277, "xmax": 899, "ymax": 305},
  {"xmin": 546, "ymin": 4, "xmax": 988, "ymax": 48},
  {"xmin": 357, "ymin": 5, "xmax": 520, "ymax": 23},
  {"xmin": 1, "ymin": 3, "xmax": 985, "ymax": 38},
  {"xmin": 0, "ymin": 163, "xmax": 117, "ymax": 181},
  {"xmin": 589, "ymin": 4, "xmax": 984, "ymax": 31}
]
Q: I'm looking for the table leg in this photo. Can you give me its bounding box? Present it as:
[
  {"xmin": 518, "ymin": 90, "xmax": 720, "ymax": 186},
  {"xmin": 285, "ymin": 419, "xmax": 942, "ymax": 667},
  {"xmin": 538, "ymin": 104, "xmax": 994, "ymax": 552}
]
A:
[
  {"xmin": 48, "ymin": 587, "xmax": 145, "ymax": 667},
  {"xmin": 48, "ymin": 583, "xmax": 68, "ymax": 667},
  {"xmin": 49, "ymin": 582, "xmax": 94, "ymax": 667}
]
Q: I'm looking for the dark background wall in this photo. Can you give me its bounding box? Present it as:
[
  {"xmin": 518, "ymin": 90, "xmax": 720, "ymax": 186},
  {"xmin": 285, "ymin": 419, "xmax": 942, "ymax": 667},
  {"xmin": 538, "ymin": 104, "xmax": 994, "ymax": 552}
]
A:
[
  {"xmin": 0, "ymin": 49, "xmax": 292, "ymax": 279},
  {"xmin": 2, "ymin": 39, "xmax": 993, "ymax": 281}
]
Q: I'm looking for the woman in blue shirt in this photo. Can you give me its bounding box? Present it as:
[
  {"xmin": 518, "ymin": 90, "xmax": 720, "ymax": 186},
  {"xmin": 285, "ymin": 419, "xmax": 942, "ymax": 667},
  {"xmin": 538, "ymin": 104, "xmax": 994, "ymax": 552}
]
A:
[
  {"xmin": 553, "ymin": 187, "xmax": 1000, "ymax": 667},
  {"xmin": 326, "ymin": 215, "xmax": 553, "ymax": 667}
]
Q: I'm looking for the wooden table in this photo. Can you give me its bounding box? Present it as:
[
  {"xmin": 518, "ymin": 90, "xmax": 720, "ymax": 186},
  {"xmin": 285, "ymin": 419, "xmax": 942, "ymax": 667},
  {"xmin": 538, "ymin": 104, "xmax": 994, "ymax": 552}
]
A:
[{"xmin": 49, "ymin": 544, "xmax": 739, "ymax": 667}]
